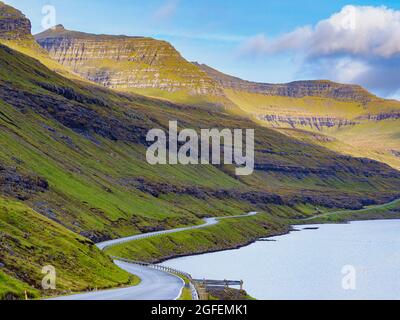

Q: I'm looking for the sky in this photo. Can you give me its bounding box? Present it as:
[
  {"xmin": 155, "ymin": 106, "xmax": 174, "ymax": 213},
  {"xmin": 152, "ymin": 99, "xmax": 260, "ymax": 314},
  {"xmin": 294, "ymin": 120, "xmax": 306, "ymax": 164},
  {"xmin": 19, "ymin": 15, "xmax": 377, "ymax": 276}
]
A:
[{"xmin": 3, "ymin": 0, "xmax": 400, "ymax": 98}]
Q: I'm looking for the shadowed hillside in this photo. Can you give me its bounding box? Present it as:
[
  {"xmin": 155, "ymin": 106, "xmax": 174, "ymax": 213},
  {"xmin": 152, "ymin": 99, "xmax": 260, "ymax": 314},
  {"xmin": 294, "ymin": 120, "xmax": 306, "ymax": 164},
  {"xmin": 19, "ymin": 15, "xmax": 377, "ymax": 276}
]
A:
[
  {"xmin": 196, "ymin": 63, "xmax": 400, "ymax": 170},
  {"xmin": 32, "ymin": 7, "xmax": 400, "ymax": 170},
  {"xmin": 0, "ymin": 2, "xmax": 400, "ymax": 299},
  {"xmin": 1, "ymin": 42, "xmax": 400, "ymax": 297}
]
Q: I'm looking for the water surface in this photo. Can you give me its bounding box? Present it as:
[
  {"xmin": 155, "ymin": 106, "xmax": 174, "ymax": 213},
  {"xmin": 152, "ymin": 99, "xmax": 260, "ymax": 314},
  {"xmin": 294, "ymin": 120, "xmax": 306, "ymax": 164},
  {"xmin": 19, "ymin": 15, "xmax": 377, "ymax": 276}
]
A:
[{"xmin": 164, "ymin": 220, "xmax": 400, "ymax": 300}]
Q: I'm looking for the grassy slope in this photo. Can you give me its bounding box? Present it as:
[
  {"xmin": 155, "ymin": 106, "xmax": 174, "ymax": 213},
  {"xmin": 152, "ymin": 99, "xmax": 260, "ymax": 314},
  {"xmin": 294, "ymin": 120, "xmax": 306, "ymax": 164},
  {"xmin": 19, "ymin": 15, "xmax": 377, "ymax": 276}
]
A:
[
  {"xmin": 105, "ymin": 200, "xmax": 400, "ymax": 265},
  {"xmin": 0, "ymin": 40, "xmax": 82, "ymax": 81},
  {"xmin": 1, "ymin": 43, "xmax": 398, "ymax": 231},
  {"xmin": 29, "ymin": 17, "xmax": 400, "ymax": 170},
  {"xmin": 224, "ymin": 89, "xmax": 400, "ymax": 170},
  {"xmin": 0, "ymin": 196, "xmax": 138, "ymax": 300},
  {"xmin": 1, "ymin": 44, "xmax": 400, "ymax": 297},
  {"xmin": 299, "ymin": 199, "xmax": 400, "ymax": 224},
  {"xmin": 105, "ymin": 212, "xmax": 289, "ymax": 263},
  {"xmin": 277, "ymin": 124, "xmax": 400, "ymax": 171},
  {"xmin": 0, "ymin": 270, "xmax": 39, "ymax": 300}
]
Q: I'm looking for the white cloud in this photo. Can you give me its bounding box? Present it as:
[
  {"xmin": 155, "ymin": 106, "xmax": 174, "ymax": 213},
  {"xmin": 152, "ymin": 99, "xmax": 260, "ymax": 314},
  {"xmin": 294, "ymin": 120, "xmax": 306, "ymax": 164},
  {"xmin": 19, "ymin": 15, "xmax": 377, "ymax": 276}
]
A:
[
  {"xmin": 242, "ymin": 5, "xmax": 400, "ymax": 59},
  {"xmin": 153, "ymin": 0, "xmax": 179, "ymax": 22},
  {"xmin": 240, "ymin": 27, "xmax": 312, "ymax": 56},
  {"xmin": 239, "ymin": 5, "xmax": 400, "ymax": 96}
]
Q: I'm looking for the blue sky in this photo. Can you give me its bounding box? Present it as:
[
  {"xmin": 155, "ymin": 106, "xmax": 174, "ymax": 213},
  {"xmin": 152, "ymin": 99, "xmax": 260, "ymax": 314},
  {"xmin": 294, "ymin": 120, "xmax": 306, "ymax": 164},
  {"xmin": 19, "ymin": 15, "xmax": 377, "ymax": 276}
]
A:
[{"xmin": 4, "ymin": 0, "xmax": 400, "ymax": 98}]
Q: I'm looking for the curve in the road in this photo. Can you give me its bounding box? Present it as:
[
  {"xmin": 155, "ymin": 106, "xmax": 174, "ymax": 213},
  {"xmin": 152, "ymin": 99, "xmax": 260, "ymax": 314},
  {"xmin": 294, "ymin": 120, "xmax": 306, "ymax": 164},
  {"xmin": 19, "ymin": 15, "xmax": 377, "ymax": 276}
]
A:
[
  {"xmin": 49, "ymin": 261, "xmax": 184, "ymax": 300},
  {"xmin": 96, "ymin": 212, "xmax": 258, "ymax": 250},
  {"xmin": 51, "ymin": 211, "xmax": 258, "ymax": 300}
]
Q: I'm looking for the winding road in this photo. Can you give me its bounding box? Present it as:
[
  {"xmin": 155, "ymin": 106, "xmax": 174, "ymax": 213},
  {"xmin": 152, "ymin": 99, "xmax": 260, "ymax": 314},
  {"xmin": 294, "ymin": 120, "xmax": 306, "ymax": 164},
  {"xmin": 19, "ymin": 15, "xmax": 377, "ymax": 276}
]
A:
[
  {"xmin": 97, "ymin": 212, "xmax": 258, "ymax": 250},
  {"xmin": 50, "ymin": 212, "xmax": 258, "ymax": 300},
  {"xmin": 50, "ymin": 261, "xmax": 184, "ymax": 300}
]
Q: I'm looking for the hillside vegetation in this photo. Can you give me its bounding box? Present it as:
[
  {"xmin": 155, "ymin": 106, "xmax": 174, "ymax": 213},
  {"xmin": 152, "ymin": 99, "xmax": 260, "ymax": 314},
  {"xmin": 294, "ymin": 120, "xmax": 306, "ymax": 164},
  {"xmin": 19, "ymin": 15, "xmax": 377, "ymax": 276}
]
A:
[
  {"xmin": 1, "ymin": 43, "xmax": 400, "ymax": 297},
  {"xmin": 0, "ymin": 2, "xmax": 399, "ymax": 299},
  {"xmin": 198, "ymin": 64, "xmax": 400, "ymax": 170},
  {"xmin": 33, "ymin": 18, "xmax": 400, "ymax": 170},
  {"xmin": 0, "ymin": 196, "xmax": 137, "ymax": 299}
]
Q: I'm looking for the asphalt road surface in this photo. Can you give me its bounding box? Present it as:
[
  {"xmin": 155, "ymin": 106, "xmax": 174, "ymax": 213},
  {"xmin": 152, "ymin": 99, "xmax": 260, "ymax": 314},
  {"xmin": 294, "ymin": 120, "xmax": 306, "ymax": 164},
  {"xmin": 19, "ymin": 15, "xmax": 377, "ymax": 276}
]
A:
[
  {"xmin": 96, "ymin": 212, "xmax": 258, "ymax": 250},
  {"xmin": 50, "ymin": 261, "xmax": 184, "ymax": 300},
  {"xmin": 50, "ymin": 212, "xmax": 258, "ymax": 300}
]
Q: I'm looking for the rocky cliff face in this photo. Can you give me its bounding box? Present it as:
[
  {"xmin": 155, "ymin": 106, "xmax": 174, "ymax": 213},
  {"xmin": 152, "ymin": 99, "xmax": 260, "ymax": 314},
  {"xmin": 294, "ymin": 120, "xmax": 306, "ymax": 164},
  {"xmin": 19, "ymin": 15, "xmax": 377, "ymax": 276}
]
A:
[
  {"xmin": 258, "ymin": 115, "xmax": 357, "ymax": 130},
  {"xmin": 194, "ymin": 63, "xmax": 400, "ymax": 170},
  {"xmin": 195, "ymin": 63, "xmax": 375, "ymax": 103},
  {"xmin": 0, "ymin": 1, "xmax": 80, "ymax": 81},
  {"xmin": 0, "ymin": 1, "xmax": 32, "ymax": 40},
  {"xmin": 35, "ymin": 26, "xmax": 223, "ymax": 96}
]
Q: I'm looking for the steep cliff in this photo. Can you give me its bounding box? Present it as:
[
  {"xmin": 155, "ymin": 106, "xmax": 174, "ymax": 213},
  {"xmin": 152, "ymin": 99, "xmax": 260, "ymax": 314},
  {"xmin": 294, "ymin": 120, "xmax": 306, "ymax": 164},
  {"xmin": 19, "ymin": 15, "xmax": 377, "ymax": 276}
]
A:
[
  {"xmin": 0, "ymin": 2, "xmax": 82, "ymax": 80},
  {"xmin": 4, "ymin": 42, "xmax": 400, "ymax": 297},
  {"xmin": 196, "ymin": 63, "xmax": 400, "ymax": 169},
  {"xmin": 35, "ymin": 25, "xmax": 223, "ymax": 98},
  {"xmin": 195, "ymin": 63, "xmax": 376, "ymax": 103},
  {"xmin": 0, "ymin": 1, "xmax": 31, "ymax": 40},
  {"xmin": 1, "ymin": 2, "xmax": 400, "ymax": 298}
]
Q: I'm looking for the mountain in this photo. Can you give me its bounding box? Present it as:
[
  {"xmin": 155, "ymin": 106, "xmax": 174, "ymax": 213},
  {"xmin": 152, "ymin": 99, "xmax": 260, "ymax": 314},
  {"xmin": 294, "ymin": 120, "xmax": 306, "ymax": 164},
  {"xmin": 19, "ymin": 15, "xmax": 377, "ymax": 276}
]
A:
[
  {"xmin": 35, "ymin": 25, "xmax": 227, "ymax": 106},
  {"xmin": 197, "ymin": 63, "xmax": 400, "ymax": 170},
  {"xmin": 0, "ymin": 1, "xmax": 31, "ymax": 40},
  {"xmin": 34, "ymin": 18, "xmax": 400, "ymax": 169},
  {"xmin": 195, "ymin": 63, "xmax": 376, "ymax": 103},
  {"xmin": 1, "ymin": 3, "xmax": 400, "ymax": 298},
  {"xmin": 0, "ymin": 1, "xmax": 82, "ymax": 80},
  {"xmin": 3, "ymin": 41, "xmax": 400, "ymax": 297}
]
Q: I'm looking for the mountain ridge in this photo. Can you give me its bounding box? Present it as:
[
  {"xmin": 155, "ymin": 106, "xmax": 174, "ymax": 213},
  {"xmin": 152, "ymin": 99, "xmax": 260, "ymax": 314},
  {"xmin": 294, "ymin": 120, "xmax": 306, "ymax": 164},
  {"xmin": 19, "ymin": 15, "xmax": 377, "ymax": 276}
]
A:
[
  {"xmin": 1, "ymin": 2, "xmax": 400, "ymax": 299},
  {"xmin": 2, "ymin": 41, "xmax": 400, "ymax": 297},
  {"xmin": 0, "ymin": 1, "xmax": 85, "ymax": 81},
  {"xmin": 194, "ymin": 63, "xmax": 378, "ymax": 103},
  {"xmin": 0, "ymin": 1, "xmax": 31, "ymax": 40},
  {"xmin": 35, "ymin": 25, "xmax": 224, "ymax": 100},
  {"xmin": 194, "ymin": 63, "xmax": 400, "ymax": 170}
]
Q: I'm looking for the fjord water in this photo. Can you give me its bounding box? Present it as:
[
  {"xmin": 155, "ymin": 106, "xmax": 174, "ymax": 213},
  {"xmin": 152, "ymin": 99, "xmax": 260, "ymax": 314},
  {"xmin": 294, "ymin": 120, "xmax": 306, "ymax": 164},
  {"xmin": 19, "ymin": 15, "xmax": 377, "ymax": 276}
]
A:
[{"xmin": 164, "ymin": 220, "xmax": 400, "ymax": 300}]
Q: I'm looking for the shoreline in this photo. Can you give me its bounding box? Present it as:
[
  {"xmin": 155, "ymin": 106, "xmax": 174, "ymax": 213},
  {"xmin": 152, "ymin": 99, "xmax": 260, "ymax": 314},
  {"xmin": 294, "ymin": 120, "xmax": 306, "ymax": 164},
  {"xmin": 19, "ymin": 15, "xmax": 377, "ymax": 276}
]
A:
[
  {"xmin": 153, "ymin": 227, "xmax": 291, "ymax": 265},
  {"xmin": 157, "ymin": 208, "xmax": 400, "ymax": 265},
  {"xmin": 46, "ymin": 200, "xmax": 400, "ymax": 299}
]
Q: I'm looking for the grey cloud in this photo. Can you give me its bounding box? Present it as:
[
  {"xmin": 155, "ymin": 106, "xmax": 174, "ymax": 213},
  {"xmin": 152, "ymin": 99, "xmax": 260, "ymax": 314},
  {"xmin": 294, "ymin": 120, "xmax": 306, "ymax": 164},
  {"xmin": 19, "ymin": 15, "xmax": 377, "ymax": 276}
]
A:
[{"xmin": 240, "ymin": 5, "xmax": 400, "ymax": 96}]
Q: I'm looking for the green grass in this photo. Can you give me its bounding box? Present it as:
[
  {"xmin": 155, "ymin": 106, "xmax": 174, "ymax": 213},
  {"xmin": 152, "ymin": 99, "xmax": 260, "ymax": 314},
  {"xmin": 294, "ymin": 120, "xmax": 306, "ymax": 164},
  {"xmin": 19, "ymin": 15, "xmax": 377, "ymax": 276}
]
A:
[
  {"xmin": 0, "ymin": 196, "xmax": 139, "ymax": 299},
  {"xmin": 105, "ymin": 212, "xmax": 289, "ymax": 263},
  {"xmin": 299, "ymin": 198, "xmax": 400, "ymax": 224},
  {"xmin": 0, "ymin": 270, "xmax": 40, "ymax": 300},
  {"xmin": 224, "ymin": 88, "xmax": 400, "ymax": 170},
  {"xmin": 0, "ymin": 42, "xmax": 400, "ymax": 298},
  {"xmin": 177, "ymin": 275, "xmax": 192, "ymax": 300}
]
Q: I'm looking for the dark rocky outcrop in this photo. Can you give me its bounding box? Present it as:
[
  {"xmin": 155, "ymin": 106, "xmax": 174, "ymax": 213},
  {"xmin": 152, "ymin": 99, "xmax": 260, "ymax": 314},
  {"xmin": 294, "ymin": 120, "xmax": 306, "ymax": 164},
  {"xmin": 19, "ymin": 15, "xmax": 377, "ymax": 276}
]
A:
[
  {"xmin": 119, "ymin": 177, "xmax": 283, "ymax": 206},
  {"xmin": 0, "ymin": 164, "xmax": 48, "ymax": 200},
  {"xmin": 0, "ymin": 81, "xmax": 149, "ymax": 144},
  {"xmin": 357, "ymin": 113, "xmax": 400, "ymax": 121},
  {"xmin": 0, "ymin": 2, "xmax": 32, "ymax": 40}
]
